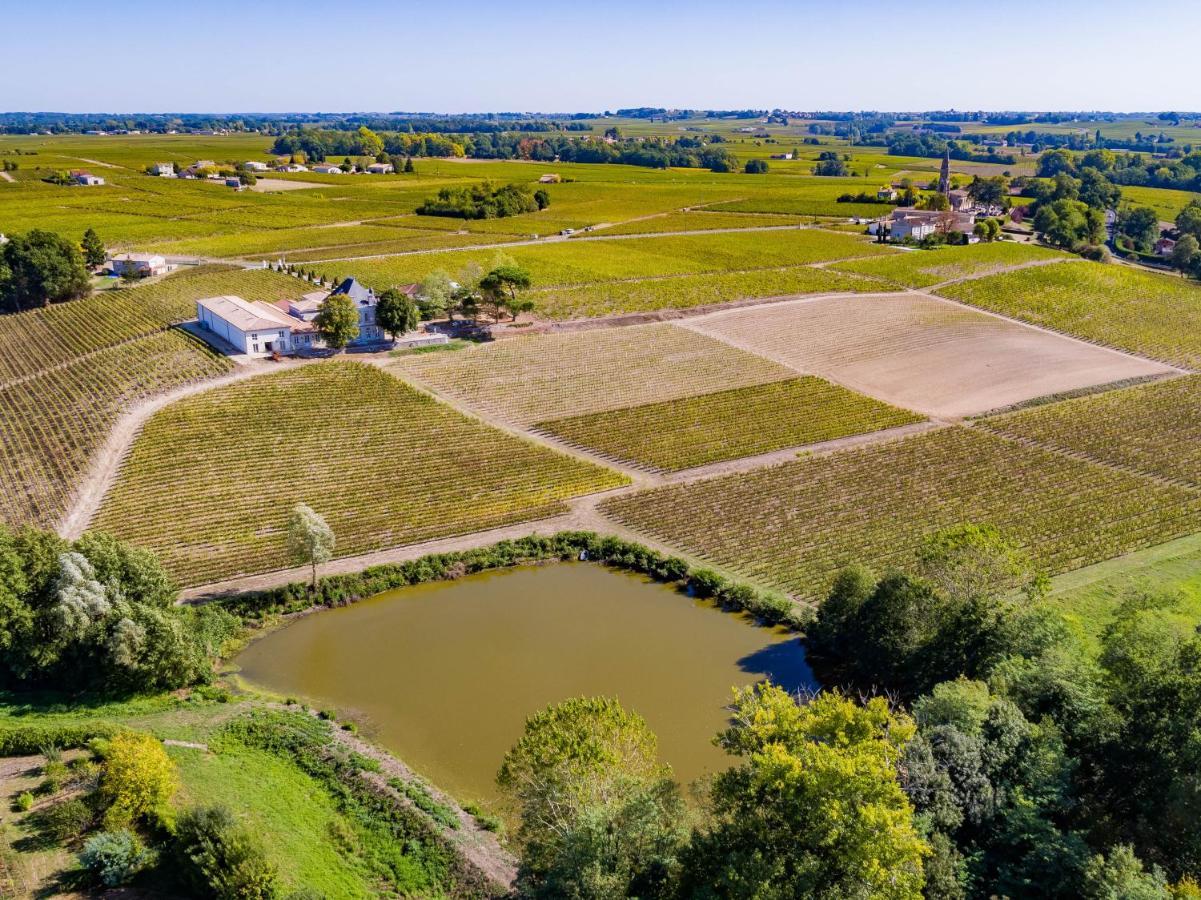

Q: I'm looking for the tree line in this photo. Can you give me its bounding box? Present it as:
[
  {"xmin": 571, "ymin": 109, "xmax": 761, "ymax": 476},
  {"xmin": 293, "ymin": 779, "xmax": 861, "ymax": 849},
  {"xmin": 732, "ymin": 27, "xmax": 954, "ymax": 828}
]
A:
[{"xmin": 0, "ymin": 228, "xmax": 107, "ymax": 314}]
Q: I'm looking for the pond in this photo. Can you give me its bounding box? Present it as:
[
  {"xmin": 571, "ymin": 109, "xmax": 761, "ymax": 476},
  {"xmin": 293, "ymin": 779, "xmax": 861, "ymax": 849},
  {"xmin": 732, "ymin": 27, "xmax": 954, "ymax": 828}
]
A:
[{"xmin": 235, "ymin": 562, "xmax": 816, "ymax": 802}]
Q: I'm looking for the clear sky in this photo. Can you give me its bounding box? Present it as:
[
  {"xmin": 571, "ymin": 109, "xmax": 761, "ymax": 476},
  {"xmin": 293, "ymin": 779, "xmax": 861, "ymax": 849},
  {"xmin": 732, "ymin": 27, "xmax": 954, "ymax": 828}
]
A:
[{"xmin": 3, "ymin": 0, "xmax": 1197, "ymax": 113}]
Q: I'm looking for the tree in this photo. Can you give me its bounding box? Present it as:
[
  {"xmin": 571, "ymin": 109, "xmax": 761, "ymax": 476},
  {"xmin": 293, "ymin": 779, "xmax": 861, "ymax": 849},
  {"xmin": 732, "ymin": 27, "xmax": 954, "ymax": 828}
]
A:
[
  {"xmin": 1117, "ymin": 206, "xmax": 1160, "ymax": 251},
  {"xmin": 533, "ymin": 188, "xmax": 550, "ymax": 209},
  {"xmin": 80, "ymin": 228, "xmax": 106, "ymax": 269},
  {"xmin": 416, "ymin": 269, "xmax": 453, "ymax": 320},
  {"xmin": 1079, "ymin": 168, "xmax": 1121, "ymax": 210},
  {"xmin": 1175, "ymin": 200, "xmax": 1201, "ymax": 242},
  {"xmin": 0, "ymin": 229, "xmax": 91, "ymax": 312},
  {"xmin": 744, "ymin": 159, "xmax": 769, "ymax": 174},
  {"xmin": 974, "ymin": 218, "xmax": 1002, "ymax": 242},
  {"xmin": 403, "ymin": 156, "xmax": 415, "ymax": 173},
  {"xmin": 479, "ymin": 263, "xmax": 533, "ymax": 322},
  {"xmin": 313, "ymin": 293, "xmax": 359, "ymax": 349},
  {"xmin": 98, "ymin": 731, "xmax": 177, "ymax": 828},
  {"xmin": 355, "ymin": 125, "xmax": 383, "ymax": 158},
  {"xmin": 286, "ymin": 503, "xmax": 334, "ymax": 587},
  {"xmin": 1168, "ymin": 233, "xmax": 1200, "ymax": 275},
  {"xmin": 497, "ymin": 697, "xmax": 686, "ymax": 899},
  {"xmin": 967, "ymin": 175, "xmax": 1009, "ymax": 209},
  {"xmin": 173, "ymin": 805, "xmax": 279, "ymax": 900},
  {"xmin": 677, "ymin": 685, "xmax": 928, "ymax": 899},
  {"xmin": 1034, "ymin": 199, "xmax": 1105, "ymax": 249},
  {"xmin": 375, "ymin": 287, "xmax": 419, "ymax": 339}
]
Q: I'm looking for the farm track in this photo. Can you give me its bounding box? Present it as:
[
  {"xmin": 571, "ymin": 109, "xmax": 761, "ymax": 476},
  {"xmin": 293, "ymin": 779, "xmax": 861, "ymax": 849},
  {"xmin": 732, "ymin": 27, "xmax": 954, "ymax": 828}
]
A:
[{"xmin": 0, "ymin": 172, "xmax": 14, "ymax": 183}]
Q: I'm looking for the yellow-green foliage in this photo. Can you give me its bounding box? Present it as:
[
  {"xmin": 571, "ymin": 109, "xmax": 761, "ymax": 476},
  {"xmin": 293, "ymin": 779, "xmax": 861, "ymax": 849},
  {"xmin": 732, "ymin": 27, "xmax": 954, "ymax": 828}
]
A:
[
  {"xmin": 99, "ymin": 731, "xmax": 177, "ymax": 828},
  {"xmin": 94, "ymin": 361, "xmax": 627, "ymax": 585},
  {"xmin": 0, "ymin": 330, "xmax": 232, "ymax": 528},
  {"xmin": 600, "ymin": 426, "xmax": 1201, "ymax": 599},
  {"xmin": 977, "ymin": 374, "xmax": 1201, "ymax": 486},
  {"xmin": 937, "ymin": 261, "xmax": 1201, "ymax": 368},
  {"xmin": 537, "ymin": 378, "xmax": 923, "ymax": 471},
  {"xmin": 393, "ymin": 323, "xmax": 796, "ymax": 425},
  {"xmin": 830, "ymin": 242, "xmax": 1069, "ymax": 288},
  {"xmin": 589, "ymin": 211, "xmax": 808, "ymax": 236}
]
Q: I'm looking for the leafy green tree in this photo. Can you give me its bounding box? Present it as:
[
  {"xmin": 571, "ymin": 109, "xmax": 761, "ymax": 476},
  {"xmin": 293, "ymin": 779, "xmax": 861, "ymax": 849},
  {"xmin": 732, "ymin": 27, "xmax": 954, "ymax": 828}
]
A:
[
  {"xmin": 1034, "ymin": 199, "xmax": 1105, "ymax": 249},
  {"xmin": 99, "ymin": 731, "xmax": 177, "ymax": 828},
  {"xmin": 80, "ymin": 830, "xmax": 152, "ymax": 887},
  {"xmin": 0, "ymin": 229, "xmax": 91, "ymax": 312},
  {"xmin": 921, "ymin": 192, "xmax": 951, "ymax": 211},
  {"xmin": 354, "ymin": 125, "xmax": 383, "ymax": 158},
  {"xmin": 314, "ymin": 292, "xmax": 360, "ymax": 349},
  {"xmin": 416, "ymin": 269, "xmax": 453, "ymax": 320},
  {"xmin": 80, "ymin": 228, "xmax": 106, "ymax": 269},
  {"xmin": 479, "ymin": 263, "xmax": 533, "ymax": 322},
  {"xmin": 1081, "ymin": 845, "xmax": 1169, "ymax": 900},
  {"xmin": 677, "ymin": 685, "xmax": 928, "ymax": 899},
  {"xmin": 1079, "ymin": 168, "xmax": 1121, "ymax": 210},
  {"xmin": 375, "ymin": 287, "xmax": 419, "ymax": 339},
  {"xmin": 285, "ymin": 503, "xmax": 334, "ymax": 587},
  {"xmin": 967, "ymin": 175, "xmax": 1009, "ymax": 208},
  {"xmin": 533, "ymin": 188, "xmax": 550, "ymax": 209},
  {"xmin": 1117, "ymin": 206, "xmax": 1160, "ymax": 250},
  {"xmin": 1175, "ymin": 200, "xmax": 1201, "ymax": 242},
  {"xmin": 403, "ymin": 156, "xmax": 415, "ymax": 173},
  {"xmin": 173, "ymin": 804, "xmax": 279, "ymax": 900},
  {"xmin": 1170, "ymin": 234, "xmax": 1200, "ymax": 274},
  {"xmin": 1037, "ymin": 148, "xmax": 1076, "ymax": 177},
  {"xmin": 744, "ymin": 159, "xmax": 769, "ymax": 174},
  {"xmin": 498, "ymin": 697, "xmax": 687, "ymax": 899}
]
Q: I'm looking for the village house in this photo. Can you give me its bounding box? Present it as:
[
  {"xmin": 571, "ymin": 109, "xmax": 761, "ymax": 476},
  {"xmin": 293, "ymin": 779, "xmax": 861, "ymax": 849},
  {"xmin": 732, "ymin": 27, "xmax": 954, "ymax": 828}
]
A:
[
  {"xmin": 151, "ymin": 162, "xmax": 175, "ymax": 177},
  {"xmin": 876, "ymin": 185, "xmax": 898, "ymax": 201},
  {"xmin": 887, "ymin": 207, "xmax": 977, "ymax": 242},
  {"xmin": 72, "ymin": 170, "xmax": 105, "ymax": 186},
  {"xmin": 311, "ymin": 163, "xmax": 343, "ymax": 174},
  {"xmin": 366, "ymin": 162, "xmax": 394, "ymax": 174},
  {"xmin": 1155, "ymin": 237, "xmax": 1177, "ymax": 256},
  {"xmin": 769, "ymin": 152, "xmax": 794, "ymax": 160},
  {"xmin": 243, "ymin": 161, "xmax": 269, "ymax": 171},
  {"xmin": 109, "ymin": 253, "xmax": 169, "ymax": 278},
  {"xmin": 274, "ymin": 163, "xmax": 307, "ymax": 173},
  {"xmin": 948, "ymin": 189, "xmax": 972, "ymax": 211}
]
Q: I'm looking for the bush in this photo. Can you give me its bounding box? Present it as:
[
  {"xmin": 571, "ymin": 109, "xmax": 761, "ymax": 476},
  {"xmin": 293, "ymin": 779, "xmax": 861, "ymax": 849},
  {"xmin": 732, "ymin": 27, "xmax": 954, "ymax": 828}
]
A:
[
  {"xmin": 98, "ymin": 732, "xmax": 177, "ymax": 828},
  {"xmin": 0, "ymin": 723, "xmax": 118, "ymax": 757},
  {"xmin": 42, "ymin": 797, "xmax": 95, "ymax": 842},
  {"xmin": 80, "ymin": 829, "xmax": 151, "ymax": 888},
  {"xmin": 173, "ymin": 804, "xmax": 279, "ymax": 900},
  {"xmin": 41, "ymin": 759, "xmax": 69, "ymax": 794},
  {"xmin": 14, "ymin": 791, "xmax": 34, "ymax": 812}
]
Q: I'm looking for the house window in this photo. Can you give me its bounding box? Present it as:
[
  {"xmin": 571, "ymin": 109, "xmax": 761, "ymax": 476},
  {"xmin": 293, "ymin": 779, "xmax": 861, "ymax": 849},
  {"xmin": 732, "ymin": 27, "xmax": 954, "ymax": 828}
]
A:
[{"xmin": 252, "ymin": 343, "xmax": 259, "ymax": 352}]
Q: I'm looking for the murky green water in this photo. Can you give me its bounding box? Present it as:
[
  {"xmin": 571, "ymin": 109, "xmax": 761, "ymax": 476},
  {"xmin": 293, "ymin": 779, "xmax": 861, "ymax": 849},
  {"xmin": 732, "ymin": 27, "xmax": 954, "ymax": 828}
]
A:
[{"xmin": 235, "ymin": 563, "xmax": 815, "ymax": 802}]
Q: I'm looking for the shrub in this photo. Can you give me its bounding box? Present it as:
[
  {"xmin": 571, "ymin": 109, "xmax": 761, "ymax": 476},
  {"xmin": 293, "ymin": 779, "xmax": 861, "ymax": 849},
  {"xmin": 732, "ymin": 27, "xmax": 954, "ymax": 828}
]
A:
[
  {"xmin": 42, "ymin": 797, "xmax": 94, "ymax": 842},
  {"xmin": 80, "ymin": 829, "xmax": 152, "ymax": 888},
  {"xmin": 98, "ymin": 732, "xmax": 177, "ymax": 828},
  {"xmin": 41, "ymin": 759, "xmax": 69, "ymax": 794},
  {"xmin": 173, "ymin": 804, "xmax": 279, "ymax": 900},
  {"xmin": 14, "ymin": 791, "xmax": 34, "ymax": 812}
]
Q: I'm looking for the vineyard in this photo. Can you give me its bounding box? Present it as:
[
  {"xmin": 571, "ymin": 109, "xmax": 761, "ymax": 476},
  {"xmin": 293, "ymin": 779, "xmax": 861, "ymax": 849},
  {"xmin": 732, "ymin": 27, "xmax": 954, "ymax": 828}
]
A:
[
  {"xmin": 599, "ymin": 426, "xmax": 1201, "ymax": 599},
  {"xmin": 92, "ymin": 362, "xmax": 627, "ymax": 585},
  {"xmin": 392, "ymin": 323, "xmax": 795, "ymax": 425},
  {"xmin": 686, "ymin": 293, "xmax": 1170, "ymax": 417},
  {"xmin": 311, "ymin": 228, "xmax": 892, "ymax": 296},
  {"xmin": 586, "ymin": 211, "xmax": 808, "ymax": 237},
  {"xmin": 0, "ymin": 265, "xmax": 301, "ymax": 386},
  {"xmin": 536, "ymin": 377, "xmax": 924, "ymax": 471},
  {"xmin": 977, "ymin": 374, "xmax": 1201, "ymax": 486},
  {"xmin": 0, "ymin": 330, "xmax": 232, "ymax": 528},
  {"xmin": 828, "ymin": 242, "xmax": 1069, "ymax": 288},
  {"xmin": 936, "ymin": 261, "xmax": 1201, "ymax": 368}
]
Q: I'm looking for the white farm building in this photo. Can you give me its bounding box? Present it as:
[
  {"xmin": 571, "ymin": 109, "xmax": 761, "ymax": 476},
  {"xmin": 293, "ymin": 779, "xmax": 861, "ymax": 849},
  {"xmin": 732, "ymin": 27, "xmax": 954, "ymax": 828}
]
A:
[{"xmin": 196, "ymin": 278, "xmax": 445, "ymax": 356}]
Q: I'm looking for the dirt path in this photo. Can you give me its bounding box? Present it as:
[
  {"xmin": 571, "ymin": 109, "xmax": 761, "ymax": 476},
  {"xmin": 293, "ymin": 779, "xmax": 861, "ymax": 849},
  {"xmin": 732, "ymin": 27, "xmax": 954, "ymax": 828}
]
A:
[
  {"xmin": 0, "ymin": 171, "xmax": 14, "ymax": 183},
  {"xmin": 58, "ymin": 359, "xmax": 302, "ymax": 540},
  {"xmin": 925, "ymin": 255, "xmax": 1083, "ymax": 291},
  {"xmin": 66, "ymin": 156, "xmax": 122, "ymax": 170}
]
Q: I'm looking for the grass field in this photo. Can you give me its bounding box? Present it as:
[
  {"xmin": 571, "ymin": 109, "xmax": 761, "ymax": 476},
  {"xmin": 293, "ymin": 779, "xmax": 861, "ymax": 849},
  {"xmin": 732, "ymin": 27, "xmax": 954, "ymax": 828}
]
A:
[
  {"xmin": 977, "ymin": 374, "xmax": 1201, "ymax": 486},
  {"xmin": 599, "ymin": 426, "xmax": 1201, "ymax": 599},
  {"xmin": 392, "ymin": 323, "xmax": 796, "ymax": 424},
  {"xmin": 1119, "ymin": 184, "xmax": 1201, "ymax": 220},
  {"xmin": 937, "ymin": 260, "xmax": 1201, "ymax": 368},
  {"xmin": 0, "ymin": 330, "xmax": 232, "ymax": 528},
  {"xmin": 93, "ymin": 361, "xmax": 627, "ymax": 585},
  {"xmin": 828, "ymin": 241, "xmax": 1069, "ymax": 288},
  {"xmin": 535, "ymin": 377, "xmax": 923, "ymax": 471}
]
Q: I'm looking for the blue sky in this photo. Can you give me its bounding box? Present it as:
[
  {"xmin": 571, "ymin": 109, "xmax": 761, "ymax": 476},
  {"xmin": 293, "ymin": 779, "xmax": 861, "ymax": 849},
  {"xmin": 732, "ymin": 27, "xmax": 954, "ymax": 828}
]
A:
[{"xmin": 3, "ymin": 0, "xmax": 1197, "ymax": 113}]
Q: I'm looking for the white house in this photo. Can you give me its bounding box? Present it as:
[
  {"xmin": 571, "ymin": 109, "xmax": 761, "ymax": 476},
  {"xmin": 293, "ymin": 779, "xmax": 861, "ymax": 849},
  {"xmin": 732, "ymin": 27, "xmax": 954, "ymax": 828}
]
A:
[
  {"xmin": 72, "ymin": 171, "xmax": 105, "ymax": 186},
  {"xmin": 151, "ymin": 162, "xmax": 175, "ymax": 177},
  {"xmin": 538, "ymin": 173, "xmax": 561, "ymax": 183},
  {"xmin": 275, "ymin": 163, "xmax": 307, "ymax": 173},
  {"xmin": 109, "ymin": 253, "xmax": 169, "ymax": 277},
  {"xmin": 311, "ymin": 163, "xmax": 343, "ymax": 174},
  {"xmin": 888, "ymin": 207, "xmax": 976, "ymax": 242},
  {"xmin": 366, "ymin": 162, "xmax": 394, "ymax": 174},
  {"xmin": 196, "ymin": 295, "xmax": 313, "ymax": 355},
  {"xmin": 876, "ymin": 185, "xmax": 898, "ymax": 201},
  {"xmin": 243, "ymin": 161, "xmax": 269, "ymax": 171}
]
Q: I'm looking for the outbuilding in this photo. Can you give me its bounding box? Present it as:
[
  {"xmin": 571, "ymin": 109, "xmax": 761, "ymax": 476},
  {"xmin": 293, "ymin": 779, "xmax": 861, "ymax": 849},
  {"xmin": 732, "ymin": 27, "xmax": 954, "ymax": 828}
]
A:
[{"xmin": 109, "ymin": 253, "xmax": 169, "ymax": 278}]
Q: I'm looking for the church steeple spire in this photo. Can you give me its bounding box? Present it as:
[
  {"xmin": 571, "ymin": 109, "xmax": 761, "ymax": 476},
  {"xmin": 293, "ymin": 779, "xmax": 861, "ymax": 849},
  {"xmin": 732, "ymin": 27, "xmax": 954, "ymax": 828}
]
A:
[{"xmin": 938, "ymin": 146, "xmax": 951, "ymax": 194}]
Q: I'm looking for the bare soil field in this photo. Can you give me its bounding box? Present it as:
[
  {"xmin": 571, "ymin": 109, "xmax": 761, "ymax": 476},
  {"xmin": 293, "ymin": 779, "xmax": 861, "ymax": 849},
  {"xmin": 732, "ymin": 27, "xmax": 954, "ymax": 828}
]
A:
[
  {"xmin": 683, "ymin": 292, "xmax": 1174, "ymax": 418},
  {"xmin": 248, "ymin": 178, "xmax": 325, "ymax": 192}
]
